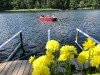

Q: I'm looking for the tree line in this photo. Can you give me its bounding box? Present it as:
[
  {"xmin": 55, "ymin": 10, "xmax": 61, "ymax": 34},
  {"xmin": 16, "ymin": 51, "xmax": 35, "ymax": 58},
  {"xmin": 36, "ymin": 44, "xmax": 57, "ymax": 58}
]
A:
[{"xmin": 0, "ymin": 0, "xmax": 100, "ymax": 11}]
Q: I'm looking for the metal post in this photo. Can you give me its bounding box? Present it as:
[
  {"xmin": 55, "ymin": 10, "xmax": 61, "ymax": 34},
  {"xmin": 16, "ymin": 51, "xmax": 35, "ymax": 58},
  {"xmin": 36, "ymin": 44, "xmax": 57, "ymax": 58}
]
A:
[
  {"xmin": 75, "ymin": 30, "xmax": 79, "ymax": 43},
  {"xmin": 20, "ymin": 32, "xmax": 25, "ymax": 55},
  {"xmin": 48, "ymin": 29, "xmax": 50, "ymax": 41},
  {"xmin": 75, "ymin": 29, "xmax": 84, "ymax": 50}
]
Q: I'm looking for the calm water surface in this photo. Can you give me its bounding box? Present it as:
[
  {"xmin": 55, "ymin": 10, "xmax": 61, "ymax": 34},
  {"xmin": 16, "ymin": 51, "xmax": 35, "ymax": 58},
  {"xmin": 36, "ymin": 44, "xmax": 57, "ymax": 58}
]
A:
[{"xmin": 0, "ymin": 10, "xmax": 100, "ymax": 61}]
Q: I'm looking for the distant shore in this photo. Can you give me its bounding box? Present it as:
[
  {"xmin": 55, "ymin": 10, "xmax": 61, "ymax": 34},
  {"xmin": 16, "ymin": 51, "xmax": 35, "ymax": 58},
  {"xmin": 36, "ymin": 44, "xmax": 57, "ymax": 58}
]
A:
[
  {"xmin": 1, "ymin": 8, "xmax": 99, "ymax": 12},
  {"xmin": 4, "ymin": 8, "xmax": 59, "ymax": 12}
]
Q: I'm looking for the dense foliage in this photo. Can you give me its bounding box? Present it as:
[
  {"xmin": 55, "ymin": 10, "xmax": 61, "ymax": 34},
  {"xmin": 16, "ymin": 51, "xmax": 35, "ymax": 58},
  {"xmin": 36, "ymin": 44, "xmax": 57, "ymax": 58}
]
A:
[{"xmin": 0, "ymin": 0, "xmax": 100, "ymax": 11}]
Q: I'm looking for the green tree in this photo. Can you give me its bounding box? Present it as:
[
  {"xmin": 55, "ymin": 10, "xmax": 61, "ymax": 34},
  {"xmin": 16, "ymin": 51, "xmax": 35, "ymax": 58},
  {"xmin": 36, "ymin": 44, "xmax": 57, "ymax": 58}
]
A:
[
  {"xmin": 46, "ymin": 0, "xmax": 52, "ymax": 8},
  {"xmin": 1, "ymin": 0, "xmax": 100, "ymax": 11},
  {"xmin": 64, "ymin": 0, "xmax": 67, "ymax": 9},
  {"xmin": 92, "ymin": 0, "xmax": 99, "ymax": 9},
  {"xmin": 24, "ymin": 0, "xmax": 34, "ymax": 8},
  {"xmin": 85, "ymin": 0, "xmax": 92, "ymax": 7},
  {"xmin": 35, "ymin": 0, "xmax": 41, "ymax": 8},
  {"xmin": 41, "ymin": 0, "xmax": 46, "ymax": 8},
  {"xmin": 79, "ymin": 1, "xmax": 85, "ymax": 8},
  {"xmin": 19, "ymin": 0, "xmax": 26, "ymax": 9},
  {"xmin": 0, "ymin": 0, "xmax": 4, "ymax": 11},
  {"xmin": 66, "ymin": 0, "xmax": 70, "ymax": 9},
  {"xmin": 12, "ymin": 0, "xmax": 20, "ymax": 9},
  {"xmin": 70, "ymin": 0, "xmax": 78, "ymax": 9},
  {"xmin": 0, "ymin": 0, "xmax": 12, "ymax": 11},
  {"xmin": 51, "ymin": 0, "xmax": 58, "ymax": 8}
]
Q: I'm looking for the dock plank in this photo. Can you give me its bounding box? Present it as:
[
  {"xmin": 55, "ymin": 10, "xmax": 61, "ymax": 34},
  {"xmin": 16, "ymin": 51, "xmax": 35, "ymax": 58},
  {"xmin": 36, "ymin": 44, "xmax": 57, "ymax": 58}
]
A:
[
  {"xmin": 0, "ymin": 61, "xmax": 13, "ymax": 75},
  {"xmin": 0, "ymin": 59, "xmax": 83, "ymax": 75},
  {"xmin": 17, "ymin": 60, "xmax": 28, "ymax": 75},
  {"xmin": 28, "ymin": 65, "xmax": 33, "ymax": 75},
  {"xmin": 0, "ymin": 63, "xmax": 2, "ymax": 66},
  {"xmin": 6, "ymin": 60, "xmax": 18, "ymax": 75},
  {"xmin": 22, "ymin": 61, "xmax": 31, "ymax": 75},
  {"xmin": 0, "ymin": 60, "xmax": 34, "ymax": 75},
  {"xmin": 11, "ymin": 60, "xmax": 23, "ymax": 75},
  {"xmin": 0, "ymin": 62, "xmax": 8, "ymax": 73}
]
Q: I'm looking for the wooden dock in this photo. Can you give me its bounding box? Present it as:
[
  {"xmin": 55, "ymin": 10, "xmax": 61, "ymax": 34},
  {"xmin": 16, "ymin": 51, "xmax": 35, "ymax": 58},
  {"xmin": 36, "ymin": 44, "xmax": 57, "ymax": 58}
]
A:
[
  {"xmin": 0, "ymin": 60, "xmax": 33, "ymax": 75},
  {"xmin": 0, "ymin": 58, "xmax": 83, "ymax": 75}
]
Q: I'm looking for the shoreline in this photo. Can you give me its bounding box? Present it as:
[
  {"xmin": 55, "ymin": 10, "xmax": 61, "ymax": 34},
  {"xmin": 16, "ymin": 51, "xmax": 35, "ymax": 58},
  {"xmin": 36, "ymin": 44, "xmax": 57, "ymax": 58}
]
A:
[
  {"xmin": 1, "ymin": 8, "xmax": 99, "ymax": 13},
  {"xmin": 3, "ymin": 8, "xmax": 59, "ymax": 12}
]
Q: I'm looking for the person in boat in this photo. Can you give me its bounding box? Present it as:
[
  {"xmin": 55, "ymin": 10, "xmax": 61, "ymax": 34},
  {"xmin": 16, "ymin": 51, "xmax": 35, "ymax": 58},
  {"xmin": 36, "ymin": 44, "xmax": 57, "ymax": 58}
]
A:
[
  {"xmin": 40, "ymin": 15, "xmax": 44, "ymax": 18},
  {"xmin": 47, "ymin": 15, "xmax": 50, "ymax": 17},
  {"xmin": 52, "ymin": 15, "xmax": 55, "ymax": 18}
]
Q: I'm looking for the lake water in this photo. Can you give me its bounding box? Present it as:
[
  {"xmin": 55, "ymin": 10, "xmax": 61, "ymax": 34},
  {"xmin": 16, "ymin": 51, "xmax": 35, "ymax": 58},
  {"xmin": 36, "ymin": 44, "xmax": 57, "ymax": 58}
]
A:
[{"xmin": 0, "ymin": 10, "xmax": 100, "ymax": 61}]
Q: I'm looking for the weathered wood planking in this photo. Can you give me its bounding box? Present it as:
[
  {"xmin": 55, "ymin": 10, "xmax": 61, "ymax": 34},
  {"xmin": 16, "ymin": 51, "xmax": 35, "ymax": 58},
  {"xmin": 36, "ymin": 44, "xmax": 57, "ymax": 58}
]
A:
[
  {"xmin": 23, "ymin": 61, "xmax": 32, "ymax": 75},
  {"xmin": 0, "ymin": 61, "xmax": 13, "ymax": 75},
  {"xmin": 6, "ymin": 60, "xmax": 18, "ymax": 75},
  {"xmin": 28, "ymin": 65, "xmax": 33, "ymax": 75},
  {"xmin": 0, "ymin": 62, "xmax": 8, "ymax": 73},
  {"xmin": 17, "ymin": 60, "xmax": 28, "ymax": 75},
  {"xmin": 0, "ymin": 63, "xmax": 2, "ymax": 66},
  {"xmin": 0, "ymin": 60, "xmax": 32, "ymax": 75},
  {"xmin": 11, "ymin": 60, "xmax": 23, "ymax": 75},
  {"xmin": 0, "ymin": 59, "xmax": 82, "ymax": 75}
]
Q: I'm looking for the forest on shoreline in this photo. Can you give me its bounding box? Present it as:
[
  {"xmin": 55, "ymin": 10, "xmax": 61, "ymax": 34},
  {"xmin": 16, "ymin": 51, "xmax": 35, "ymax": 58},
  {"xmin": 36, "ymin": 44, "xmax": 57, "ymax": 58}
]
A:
[{"xmin": 0, "ymin": 0, "xmax": 100, "ymax": 11}]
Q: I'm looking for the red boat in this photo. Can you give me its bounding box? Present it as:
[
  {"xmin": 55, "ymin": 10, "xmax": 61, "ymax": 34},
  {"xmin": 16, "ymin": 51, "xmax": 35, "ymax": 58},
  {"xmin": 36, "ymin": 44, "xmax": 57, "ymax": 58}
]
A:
[{"xmin": 39, "ymin": 17, "xmax": 57, "ymax": 21}]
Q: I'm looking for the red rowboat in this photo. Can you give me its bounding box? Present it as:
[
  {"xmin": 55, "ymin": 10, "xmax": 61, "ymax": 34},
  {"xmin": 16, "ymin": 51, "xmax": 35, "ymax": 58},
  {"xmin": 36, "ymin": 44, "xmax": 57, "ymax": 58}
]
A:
[{"xmin": 39, "ymin": 17, "xmax": 57, "ymax": 21}]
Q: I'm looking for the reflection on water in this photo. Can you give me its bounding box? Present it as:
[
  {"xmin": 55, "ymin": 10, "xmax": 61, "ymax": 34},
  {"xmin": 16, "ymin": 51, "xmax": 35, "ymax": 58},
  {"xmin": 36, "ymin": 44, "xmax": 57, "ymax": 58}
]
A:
[{"xmin": 0, "ymin": 10, "xmax": 100, "ymax": 61}]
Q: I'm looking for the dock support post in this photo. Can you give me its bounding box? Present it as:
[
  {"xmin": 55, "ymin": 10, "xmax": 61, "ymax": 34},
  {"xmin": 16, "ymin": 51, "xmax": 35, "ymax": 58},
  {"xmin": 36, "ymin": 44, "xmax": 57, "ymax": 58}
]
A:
[
  {"xmin": 75, "ymin": 30, "xmax": 83, "ymax": 50},
  {"xmin": 75, "ymin": 30, "xmax": 79, "ymax": 43},
  {"xmin": 20, "ymin": 32, "xmax": 25, "ymax": 55},
  {"xmin": 48, "ymin": 29, "xmax": 50, "ymax": 41}
]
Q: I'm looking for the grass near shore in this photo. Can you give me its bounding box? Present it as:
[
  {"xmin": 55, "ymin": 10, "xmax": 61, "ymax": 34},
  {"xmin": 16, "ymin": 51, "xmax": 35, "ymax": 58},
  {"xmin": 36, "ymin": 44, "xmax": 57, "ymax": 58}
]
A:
[
  {"xmin": 78, "ymin": 7, "xmax": 94, "ymax": 10},
  {"xmin": 5, "ymin": 8, "xmax": 59, "ymax": 12},
  {"xmin": 3, "ymin": 8, "xmax": 96, "ymax": 12}
]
